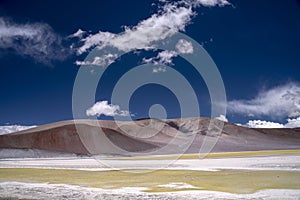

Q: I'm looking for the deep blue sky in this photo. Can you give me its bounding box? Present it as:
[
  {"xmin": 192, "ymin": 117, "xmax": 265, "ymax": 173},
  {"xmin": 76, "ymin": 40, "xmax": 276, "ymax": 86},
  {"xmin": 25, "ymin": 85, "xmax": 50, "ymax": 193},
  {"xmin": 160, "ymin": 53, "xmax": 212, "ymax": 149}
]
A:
[{"xmin": 0, "ymin": 0, "xmax": 299, "ymax": 125}]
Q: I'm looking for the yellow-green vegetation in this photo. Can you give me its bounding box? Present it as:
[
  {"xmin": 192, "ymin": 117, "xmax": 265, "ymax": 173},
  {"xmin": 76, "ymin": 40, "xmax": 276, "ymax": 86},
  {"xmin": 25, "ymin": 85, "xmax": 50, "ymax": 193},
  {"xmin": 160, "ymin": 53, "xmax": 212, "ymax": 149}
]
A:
[
  {"xmin": 0, "ymin": 168, "xmax": 299, "ymax": 194},
  {"xmin": 115, "ymin": 149, "xmax": 300, "ymax": 160}
]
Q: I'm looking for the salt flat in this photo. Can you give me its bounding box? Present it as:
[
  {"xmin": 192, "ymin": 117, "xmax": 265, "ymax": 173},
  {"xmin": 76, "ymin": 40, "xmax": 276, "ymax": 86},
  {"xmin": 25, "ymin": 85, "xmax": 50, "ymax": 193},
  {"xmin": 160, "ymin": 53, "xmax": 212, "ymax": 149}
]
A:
[
  {"xmin": 0, "ymin": 152, "xmax": 300, "ymax": 199},
  {"xmin": 1, "ymin": 182, "xmax": 300, "ymax": 200},
  {"xmin": 0, "ymin": 153, "xmax": 299, "ymax": 172}
]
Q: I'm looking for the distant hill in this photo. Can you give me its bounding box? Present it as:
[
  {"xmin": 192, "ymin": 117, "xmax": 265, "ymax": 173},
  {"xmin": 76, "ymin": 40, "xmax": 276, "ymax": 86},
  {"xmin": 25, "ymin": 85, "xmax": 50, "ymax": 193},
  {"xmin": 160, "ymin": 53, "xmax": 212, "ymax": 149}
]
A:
[{"xmin": 0, "ymin": 118, "xmax": 299, "ymax": 157}]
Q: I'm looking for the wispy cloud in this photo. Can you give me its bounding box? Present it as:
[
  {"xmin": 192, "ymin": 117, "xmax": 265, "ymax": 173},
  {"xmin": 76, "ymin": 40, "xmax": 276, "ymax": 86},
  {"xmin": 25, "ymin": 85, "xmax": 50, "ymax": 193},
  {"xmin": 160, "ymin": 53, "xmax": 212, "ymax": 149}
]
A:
[
  {"xmin": 191, "ymin": 0, "xmax": 230, "ymax": 7},
  {"xmin": 75, "ymin": 6, "xmax": 193, "ymax": 54},
  {"xmin": 67, "ymin": 29, "xmax": 86, "ymax": 39},
  {"xmin": 72, "ymin": 0, "xmax": 230, "ymax": 65},
  {"xmin": 76, "ymin": 31, "xmax": 115, "ymax": 55},
  {"xmin": 86, "ymin": 101, "xmax": 130, "ymax": 117},
  {"xmin": 159, "ymin": 0, "xmax": 230, "ymax": 8},
  {"xmin": 75, "ymin": 53, "xmax": 118, "ymax": 67},
  {"xmin": 142, "ymin": 39, "xmax": 194, "ymax": 69},
  {"xmin": 0, "ymin": 18, "xmax": 68, "ymax": 65},
  {"xmin": 227, "ymin": 82, "xmax": 300, "ymax": 119},
  {"xmin": 0, "ymin": 0, "xmax": 230, "ymax": 66},
  {"xmin": 143, "ymin": 50, "xmax": 178, "ymax": 67}
]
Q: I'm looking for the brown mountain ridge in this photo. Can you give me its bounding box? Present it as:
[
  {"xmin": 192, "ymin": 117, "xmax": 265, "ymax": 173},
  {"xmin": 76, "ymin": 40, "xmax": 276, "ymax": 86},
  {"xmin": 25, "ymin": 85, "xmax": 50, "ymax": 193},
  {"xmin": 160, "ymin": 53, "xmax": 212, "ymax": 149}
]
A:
[{"xmin": 0, "ymin": 117, "xmax": 299, "ymax": 157}]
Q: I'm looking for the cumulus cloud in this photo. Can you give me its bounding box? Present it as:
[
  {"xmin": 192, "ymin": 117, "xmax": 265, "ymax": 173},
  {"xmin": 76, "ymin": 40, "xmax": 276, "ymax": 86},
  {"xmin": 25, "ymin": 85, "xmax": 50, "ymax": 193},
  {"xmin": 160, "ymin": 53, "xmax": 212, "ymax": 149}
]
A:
[
  {"xmin": 0, "ymin": 18, "xmax": 68, "ymax": 65},
  {"xmin": 176, "ymin": 39, "xmax": 194, "ymax": 54},
  {"xmin": 241, "ymin": 117, "xmax": 300, "ymax": 128},
  {"xmin": 73, "ymin": 0, "xmax": 230, "ymax": 56},
  {"xmin": 215, "ymin": 114, "xmax": 228, "ymax": 122},
  {"xmin": 156, "ymin": 50, "xmax": 178, "ymax": 65},
  {"xmin": 143, "ymin": 50, "xmax": 178, "ymax": 67},
  {"xmin": 75, "ymin": 53, "xmax": 118, "ymax": 67},
  {"xmin": 86, "ymin": 101, "xmax": 130, "ymax": 117},
  {"xmin": 0, "ymin": 125, "xmax": 36, "ymax": 135},
  {"xmin": 285, "ymin": 117, "xmax": 300, "ymax": 128},
  {"xmin": 227, "ymin": 82, "xmax": 300, "ymax": 119},
  {"xmin": 246, "ymin": 120, "xmax": 284, "ymax": 128}
]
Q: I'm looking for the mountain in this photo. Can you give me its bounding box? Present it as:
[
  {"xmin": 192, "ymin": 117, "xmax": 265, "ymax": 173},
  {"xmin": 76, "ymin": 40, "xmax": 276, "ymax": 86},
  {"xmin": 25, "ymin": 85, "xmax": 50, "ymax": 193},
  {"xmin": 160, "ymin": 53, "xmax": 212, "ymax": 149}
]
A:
[{"xmin": 0, "ymin": 117, "xmax": 299, "ymax": 157}]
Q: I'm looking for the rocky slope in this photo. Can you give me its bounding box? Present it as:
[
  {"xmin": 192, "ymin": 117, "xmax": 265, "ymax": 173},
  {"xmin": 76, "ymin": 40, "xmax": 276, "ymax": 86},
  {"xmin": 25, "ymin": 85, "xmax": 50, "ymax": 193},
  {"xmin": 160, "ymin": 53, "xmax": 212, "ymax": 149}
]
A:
[{"xmin": 0, "ymin": 118, "xmax": 299, "ymax": 157}]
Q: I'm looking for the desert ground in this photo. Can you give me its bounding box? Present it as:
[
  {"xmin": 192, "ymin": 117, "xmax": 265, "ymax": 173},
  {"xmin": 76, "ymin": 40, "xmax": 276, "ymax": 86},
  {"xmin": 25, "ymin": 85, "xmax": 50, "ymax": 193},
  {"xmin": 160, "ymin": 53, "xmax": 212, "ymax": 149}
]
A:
[{"xmin": 0, "ymin": 118, "xmax": 299, "ymax": 199}]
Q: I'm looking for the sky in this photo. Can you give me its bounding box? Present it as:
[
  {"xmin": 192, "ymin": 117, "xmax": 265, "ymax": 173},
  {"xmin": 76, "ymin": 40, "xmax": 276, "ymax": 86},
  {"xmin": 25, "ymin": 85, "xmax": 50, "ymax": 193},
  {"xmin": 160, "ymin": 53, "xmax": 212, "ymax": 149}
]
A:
[{"xmin": 0, "ymin": 0, "xmax": 300, "ymax": 131}]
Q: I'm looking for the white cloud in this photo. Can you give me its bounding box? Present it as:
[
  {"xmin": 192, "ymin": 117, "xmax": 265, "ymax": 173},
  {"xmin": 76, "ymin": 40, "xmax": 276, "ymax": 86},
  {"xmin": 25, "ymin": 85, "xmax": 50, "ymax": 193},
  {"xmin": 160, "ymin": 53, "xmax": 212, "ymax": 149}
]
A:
[
  {"xmin": 227, "ymin": 83, "xmax": 300, "ymax": 119},
  {"xmin": 285, "ymin": 117, "xmax": 300, "ymax": 128},
  {"xmin": 143, "ymin": 50, "xmax": 178, "ymax": 66},
  {"xmin": 75, "ymin": 53, "xmax": 118, "ymax": 67},
  {"xmin": 160, "ymin": 0, "xmax": 230, "ymax": 7},
  {"xmin": 110, "ymin": 5, "xmax": 193, "ymax": 51},
  {"xmin": 86, "ymin": 101, "xmax": 130, "ymax": 117},
  {"xmin": 215, "ymin": 114, "xmax": 228, "ymax": 122},
  {"xmin": 76, "ymin": 31, "xmax": 115, "ymax": 54},
  {"xmin": 157, "ymin": 50, "xmax": 178, "ymax": 65},
  {"xmin": 0, "ymin": 125, "xmax": 36, "ymax": 135},
  {"xmin": 246, "ymin": 120, "xmax": 284, "ymax": 128},
  {"xmin": 76, "ymin": 6, "xmax": 193, "ymax": 54},
  {"xmin": 241, "ymin": 116, "xmax": 300, "ymax": 129},
  {"xmin": 74, "ymin": 0, "xmax": 229, "ymax": 55},
  {"xmin": 0, "ymin": 18, "xmax": 67, "ymax": 65},
  {"xmin": 152, "ymin": 66, "xmax": 167, "ymax": 73},
  {"xmin": 176, "ymin": 39, "xmax": 194, "ymax": 54},
  {"xmin": 67, "ymin": 29, "xmax": 86, "ymax": 39},
  {"xmin": 193, "ymin": 0, "xmax": 230, "ymax": 7}
]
